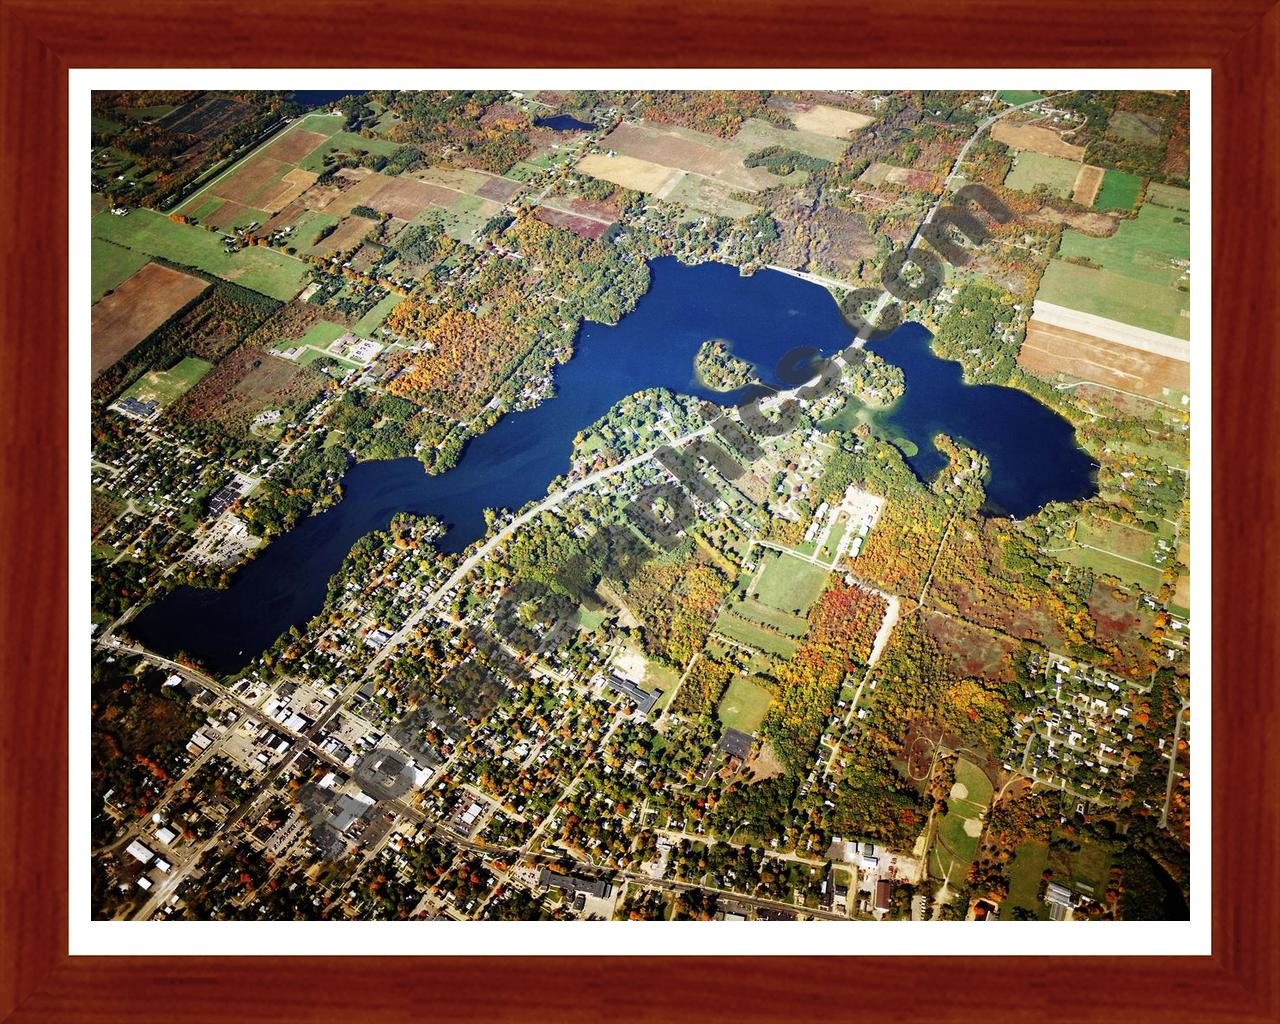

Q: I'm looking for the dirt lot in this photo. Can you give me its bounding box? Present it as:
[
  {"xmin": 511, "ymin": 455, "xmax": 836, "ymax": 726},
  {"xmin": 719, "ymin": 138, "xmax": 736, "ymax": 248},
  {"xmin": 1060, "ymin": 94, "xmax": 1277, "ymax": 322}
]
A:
[
  {"xmin": 576, "ymin": 151, "xmax": 679, "ymax": 194},
  {"xmin": 259, "ymin": 129, "xmax": 328, "ymax": 165},
  {"xmin": 1018, "ymin": 317, "xmax": 1189, "ymax": 399},
  {"xmin": 992, "ymin": 121, "xmax": 1086, "ymax": 160},
  {"xmin": 91, "ymin": 263, "xmax": 209, "ymax": 377},
  {"xmin": 474, "ymin": 175, "xmax": 524, "ymax": 202},
  {"xmin": 534, "ymin": 206, "xmax": 610, "ymax": 239},
  {"xmin": 602, "ymin": 122, "xmax": 774, "ymax": 191},
  {"xmin": 367, "ymin": 177, "xmax": 455, "ymax": 220},
  {"xmin": 1071, "ymin": 164, "xmax": 1105, "ymax": 206}
]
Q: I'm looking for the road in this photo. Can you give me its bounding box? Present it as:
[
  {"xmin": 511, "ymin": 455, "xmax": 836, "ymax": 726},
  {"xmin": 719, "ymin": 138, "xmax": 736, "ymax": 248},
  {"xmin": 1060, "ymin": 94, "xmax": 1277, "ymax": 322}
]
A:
[{"xmin": 1159, "ymin": 700, "xmax": 1191, "ymax": 828}]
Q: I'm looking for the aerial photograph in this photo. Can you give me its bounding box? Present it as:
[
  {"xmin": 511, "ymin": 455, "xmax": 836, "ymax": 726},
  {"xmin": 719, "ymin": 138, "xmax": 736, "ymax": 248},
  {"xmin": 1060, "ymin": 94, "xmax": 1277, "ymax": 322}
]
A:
[{"xmin": 88, "ymin": 87, "xmax": 1192, "ymax": 924}]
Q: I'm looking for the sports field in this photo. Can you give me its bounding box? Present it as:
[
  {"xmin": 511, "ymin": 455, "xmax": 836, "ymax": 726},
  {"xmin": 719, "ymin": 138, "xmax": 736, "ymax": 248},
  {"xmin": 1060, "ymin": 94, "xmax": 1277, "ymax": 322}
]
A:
[
  {"xmin": 1093, "ymin": 170, "xmax": 1144, "ymax": 211},
  {"xmin": 929, "ymin": 758, "xmax": 993, "ymax": 883},
  {"xmin": 1037, "ymin": 203, "xmax": 1190, "ymax": 338},
  {"xmin": 91, "ymin": 208, "xmax": 308, "ymax": 301},
  {"xmin": 717, "ymin": 676, "xmax": 772, "ymax": 733},
  {"xmin": 91, "ymin": 238, "xmax": 151, "ymax": 304},
  {"xmin": 998, "ymin": 90, "xmax": 1047, "ymax": 106},
  {"xmin": 119, "ymin": 356, "xmax": 213, "ymax": 408},
  {"xmin": 1003, "ymin": 151, "xmax": 1082, "ymax": 198},
  {"xmin": 752, "ymin": 551, "xmax": 829, "ymax": 615}
]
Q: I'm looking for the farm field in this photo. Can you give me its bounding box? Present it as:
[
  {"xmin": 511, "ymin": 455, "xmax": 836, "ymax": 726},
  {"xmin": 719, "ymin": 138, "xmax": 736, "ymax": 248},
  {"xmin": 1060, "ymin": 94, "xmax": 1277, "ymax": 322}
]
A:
[
  {"xmin": 770, "ymin": 99, "xmax": 874, "ymax": 138},
  {"xmin": 1094, "ymin": 170, "xmax": 1144, "ymax": 212},
  {"xmin": 91, "ymin": 262, "xmax": 209, "ymax": 377},
  {"xmin": 751, "ymin": 551, "xmax": 829, "ymax": 615},
  {"xmin": 1003, "ymin": 151, "xmax": 1082, "ymax": 198},
  {"xmin": 717, "ymin": 676, "xmax": 773, "ymax": 734},
  {"xmin": 860, "ymin": 162, "xmax": 940, "ymax": 191},
  {"xmin": 1037, "ymin": 203, "xmax": 1190, "ymax": 338},
  {"xmin": 1019, "ymin": 314, "xmax": 1189, "ymax": 400},
  {"xmin": 91, "ymin": 238, "xmax": 150, "ymax": 303},
  {"xmin": 298, "ymin": 131, "xmax": 402, "ymax": 174},
  {"xmin": 991, "ymin": 121, "xmax": 1086, "ymax": 160},
  {"xmin": 713, "ymin": 610, "xmax": 797, "ymax": 658},
  {"xmin": 92, "ymin": 208, "xmax": 308, "ymax": 301},
  {"xmin": 1146, "ymin": 183, "xmax": 1190, "ymax": 210},
  {"xmin": 1071, "ymin": 164, "xmax": 1105, "ymax": 206},
  {"xmin": 731, "ymin": 117, "xmax": 850, "ymax": 162},
  {"xmin": 663, "ymin": 173, "xmax": 759, "ymax": 218},
  {"xmin": 119, "ymin": 356, "xmax": 213, "ymax": 408},
  {"xmin": 576, "ymin": 152, "xmax": 679, "ymax": 194}
]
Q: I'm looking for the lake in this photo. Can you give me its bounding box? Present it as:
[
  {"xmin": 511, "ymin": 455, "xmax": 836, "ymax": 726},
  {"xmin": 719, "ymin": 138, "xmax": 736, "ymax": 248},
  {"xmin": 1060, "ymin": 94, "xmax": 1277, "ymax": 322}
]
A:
[
  {"xmin": 128, "ymin": 258, "xmax": 1095, "ymax": 673},
  {"xmin": 533, "ymin": 114, "xmax": 595, "ymax": 132}
]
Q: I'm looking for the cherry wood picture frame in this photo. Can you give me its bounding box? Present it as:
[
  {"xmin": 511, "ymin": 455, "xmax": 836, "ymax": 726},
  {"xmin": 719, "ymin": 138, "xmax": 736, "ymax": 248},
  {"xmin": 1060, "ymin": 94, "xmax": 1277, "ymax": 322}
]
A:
[{"xmin": 2, "ymin": 0, "xmax": 1276, "ymax": 1020}]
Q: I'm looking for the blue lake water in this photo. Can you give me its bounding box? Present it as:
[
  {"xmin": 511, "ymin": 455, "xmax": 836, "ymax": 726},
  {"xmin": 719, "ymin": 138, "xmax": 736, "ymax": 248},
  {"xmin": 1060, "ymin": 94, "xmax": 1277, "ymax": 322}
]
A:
[
  {"xmin": 533, "ymin": 114, "xmax": 595, "ymax": 132},
  {"xmin": 867, "ymin": 323, "xmax": 1097, "ymax": 518},
  {"xmin": 128, "ymin": 258, "xmax": 1095, "ymax": 673}
]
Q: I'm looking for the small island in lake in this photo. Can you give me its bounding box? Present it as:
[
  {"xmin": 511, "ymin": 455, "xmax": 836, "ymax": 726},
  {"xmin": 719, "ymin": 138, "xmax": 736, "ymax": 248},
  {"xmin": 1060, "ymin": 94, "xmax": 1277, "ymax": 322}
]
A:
[{"xmin": 694, "ymin": 338, "xmax": 759, "ymax": 392}]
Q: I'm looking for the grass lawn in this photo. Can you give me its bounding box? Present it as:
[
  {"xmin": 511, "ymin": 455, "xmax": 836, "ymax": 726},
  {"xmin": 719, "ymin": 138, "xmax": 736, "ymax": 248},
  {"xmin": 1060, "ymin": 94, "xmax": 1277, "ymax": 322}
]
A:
[
  {"xmin": 92, "ymin": 208, "xmax": 308, "ymax": 301},
  {"xmin": 91, "ymin": 239, "xmax": 151, "ymax": 303},
  {"xmin": 818, "ymin": 518, "xmax": 848, "ymax": 563},
  {"xmin": 930, "ymin": 758, "xmax": 992, "ymax": 882},
  {"xmin": 353, "ymin": 293, "xmax": 403, "ymax": 338},
  {"xmin": 713, "ymin": 610, "xmax": 797, "ymax": 658},
  {"xmin": 1002, "ymin": 841, "xmax": 1051, "ymax": 919},
  {"xmin": 295, "ymin": 113, "xmax": 346, "ymax": 136},
  {"xmin": 1094, "ymin": 169, "xmax": 1144, "ymax": 211},
  {"xmin": 729, "ymin": 596, "xmax": 808, "ymax": 637},
  {"xmin": 1038, "ymin": 202, "xmax": 1190, "ymax": 338},
  {"xmin": 1051, "ymin": 839, "xmax": 1112, "ymax": 898},
  {"xmin": 644, "ymin": 661, "xmax": 681, "ymax": 711},
  {"xmin": 717, "ymin": 676, "xmax": 772, "ymax": 733},
  {"xmin": 1003, "ymin": 151, "xmax": 1081, "ymax": 199},
  {"xmin": 120, "ymin": 356, "xmax": 213, "ymax": 408},
  {"xmin": 752, "ymin": 551, "xmax": 829, "ymax": 615},
  {"xmin": 575, "ymin": 605, "xmax": 607, "ymax": 631},
  {"xmin": 999, "ymin": 90, "xmax": 1047, "ymax": 106},
  {"xmin": 292, "ymin": 210, "xmax": 341, "ymax": 249},
  {"xmin": 1049, "ymin": 515, "xmax": 1165, "ymax": 592}
]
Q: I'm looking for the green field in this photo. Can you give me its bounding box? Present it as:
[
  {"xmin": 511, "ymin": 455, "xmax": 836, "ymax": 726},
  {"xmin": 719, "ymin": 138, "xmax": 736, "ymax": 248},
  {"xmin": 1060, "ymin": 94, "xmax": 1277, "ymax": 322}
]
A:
[
  {"xmin": 295, "ymin": 113, "xmax": 346, "ymax": 136},
  {"xmin": 818, "ymin": 519, "xmax": 848, "ymax": 563},
  {"xmin": 353, "ymin": 293, "xmax": 403, "ymax": 338},
  {"xmin": 1145, "ymin": 182, "xmax": 1190, "ymax": 211},
  {"xmin": 91, "ymin": 238, "xmax": 150, "ymax": 302},
  {"xmin": 120, "ymin": 356, "xmax": 212, "ymax": 408},
  {"xmin": 1003, "ymin": 151, "xmax": 1081, "ymax": 198},
  {"xmin": 187, "ymin": 196, "xmax": 224, "ymax": 221},
  {"xmin": 752, "ymin": 551, "xmax": 829, "ymax": 615},
  {"xmin": 929, "ymin": 759, "xmax": 993, "ymax": 883},
  {"xmin": 728, "ymin": 595, "xmax": 808, "ymax": 637},
  {"xmin": 644, "ymin": 661, "xmax": 682, "ymax": 711},
  {"xmin": 1093, "ymin": 169, "xmax": 1144, "ymax": 211},
  {"xmin": 717, "ymin": 676, "xmax": 772, "ymax": 733},
  {"xmin": 713, "ymin": 610, "xmax": 797, "ymax": 658},
  {"xmin": 299, "ymin": 131, "xmax": 402, "ymax": 173},
  {"xmin": 1038, "ymin": 203, "xmax": 1190, "ymax": 338},
  {"xmin": 91, "ymin": 208, "xmax": 308, "ymax": 301},
  {"xmin": 1002, "ymin": 840, "xmax": 1051, "ymax": 919},
  {"xmin": 999, "ymin": 90, "xmax": 1047, "ymax": 106}
]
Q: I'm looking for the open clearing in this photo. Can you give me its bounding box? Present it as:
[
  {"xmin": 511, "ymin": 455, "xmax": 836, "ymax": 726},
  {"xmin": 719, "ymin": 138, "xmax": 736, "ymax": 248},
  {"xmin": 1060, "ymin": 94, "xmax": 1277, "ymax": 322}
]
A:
[
  {"xmin": 1071, "ymin": 164, "xmax": 1105, "ymax": 206},
  {"xmin": 717, "ymin": 676, "xmax": 773, "ymax": 734},
  {"xmin": 534, "ymin": 205, "xmax": 611, "ymax": 239},
  {"xmin": 1037, "ymin": 203, "xmax": 1190, "ymax": 338},
  {"xmin": 991, "ymin": 121, "xmax": 1086, "ymax": 160},
  {"xmin": 1094, "ymin": 170, "xmax": 1144, "ymax": 212},
  {"xmin": 91, "ymin": 262, "xmax": 209, "ymax": 377},
  {"xmin": 576, "ymin": 151, "xmax": 679, "ymax": 194},
  {"xmin": 1002, "ymin": 840, "xmax": 1051, "ymax": 919},
  {"xmin": 1003, "ymin": 151, "xmax": 1082, "ymax": 198},
  {"xmin": 713, "ymin": 610, "xmax": 797, "ymax": 658},
  {"xmin": 752, "ymin": 550, "xmax": 829, "ymax": 615},
  {"xmin": 602, "ymin": 121, "xmax": 775, "ymax": 191},
  {"xmin": 1108, "ymin": 110, "xmax": 1165, "ymax": 146},
  {"xmin": 731, "ymin": 117, "xmax": 850, "ymax": 162},
  {"xmin": 92, "ymin": 208, "xmax": 308, "ymax": 301},
  {"xmin": 773, "ymin": 100, "xmax": 874, "ymax": 138},
  {"xmin": 1020, "ymin": 304, "xmax": 1189, "ymax": 400},
  {"xmin": 1146, "ymin": 183, "xmax": 1190, "ymax": 210},
  {"xmin": 119, "ymin": 356, "xmax": 213, "ymax": 408},
  {"xmin": 92, "ymin": 238, "xmax": 150, "ymax": 303},
  {"xmin": 728, "ymin": 595, "xmax": 808, "ymax": 637},
  {"xmin": 999, "ymin": 90, "xmax": 1047, "ymax": 106},
  {"xmin": 860, "ymin": 162, "xmax": 940, "ymax": 191},
  {"xmin": 664, "ymin": 173, "xmax": 759, "ymax": 218}
]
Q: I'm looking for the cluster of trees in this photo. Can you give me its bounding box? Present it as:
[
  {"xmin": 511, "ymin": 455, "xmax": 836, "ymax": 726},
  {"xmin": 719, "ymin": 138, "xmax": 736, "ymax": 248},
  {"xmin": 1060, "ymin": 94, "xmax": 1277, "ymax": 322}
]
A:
[
  {"xmin": 623, "ymin": 557, "xmax": 730, "ymax": 668},
  {"xmin": 930, "ymin": 281, "xmax": 1020, "ymax": 384},
  {"xmin": 744, "ymin": 146, "xmax": 832, "ymax": 177},
  {"xmin": 634, "ymin": 90, "xmax": 783, "ymax": 138}
]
